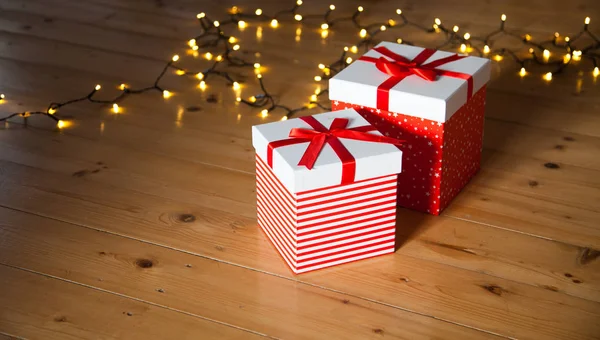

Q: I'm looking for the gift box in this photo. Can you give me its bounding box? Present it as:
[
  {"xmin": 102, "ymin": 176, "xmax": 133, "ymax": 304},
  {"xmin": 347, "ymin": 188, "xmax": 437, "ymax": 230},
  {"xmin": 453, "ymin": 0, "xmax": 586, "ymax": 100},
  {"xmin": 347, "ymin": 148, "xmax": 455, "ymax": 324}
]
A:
[
  {"xmin": 329, "ymin": 42, "xmax": 491, "ymax": 215},
  {"xmin": 252, "ymin": 109, "xmax": 403, "ymax": 274}
]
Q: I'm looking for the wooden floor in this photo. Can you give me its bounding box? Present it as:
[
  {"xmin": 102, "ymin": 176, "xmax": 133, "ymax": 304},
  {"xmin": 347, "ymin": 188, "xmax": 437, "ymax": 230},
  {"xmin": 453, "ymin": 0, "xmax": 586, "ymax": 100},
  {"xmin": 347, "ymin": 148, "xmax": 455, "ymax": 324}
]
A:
[{"xmin": 0, "ymin": 0, "xmax": 599, "ymax": 339}]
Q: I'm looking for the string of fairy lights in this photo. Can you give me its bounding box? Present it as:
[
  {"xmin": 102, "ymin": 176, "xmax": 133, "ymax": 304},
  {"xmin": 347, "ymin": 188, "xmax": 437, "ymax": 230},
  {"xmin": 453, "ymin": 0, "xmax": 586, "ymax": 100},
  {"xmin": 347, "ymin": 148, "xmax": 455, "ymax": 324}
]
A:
[{"xmin": 0, "ymin": 1, "xmax": 598, "ymax": 128}]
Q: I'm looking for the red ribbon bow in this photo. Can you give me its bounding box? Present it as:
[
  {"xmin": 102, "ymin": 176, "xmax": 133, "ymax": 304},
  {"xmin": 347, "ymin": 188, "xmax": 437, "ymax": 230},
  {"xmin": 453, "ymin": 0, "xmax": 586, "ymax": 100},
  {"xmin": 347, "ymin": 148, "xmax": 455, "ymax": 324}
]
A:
[
  {"xmin": 359, "ymin": 46, "xmax": 473, "ymax": 111},
  {"xmin": 267, "ymin": 116, "xmax": 404, "ymax": 185}
]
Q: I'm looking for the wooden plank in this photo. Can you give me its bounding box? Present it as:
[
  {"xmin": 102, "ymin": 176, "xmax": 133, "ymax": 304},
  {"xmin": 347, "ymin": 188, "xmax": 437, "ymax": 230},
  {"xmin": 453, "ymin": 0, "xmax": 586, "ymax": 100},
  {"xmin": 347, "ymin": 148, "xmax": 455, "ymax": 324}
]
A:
[
  {"xmin": 0, "ymin": 161, "xmax": 599, "ymax": 339},
  {"xmin": 0, "ymin": 265, "xmax": 265, "ymax": 340},
  {"xmin": 0, "ymin": 207, "xmax": 497, "ymax": 340}
]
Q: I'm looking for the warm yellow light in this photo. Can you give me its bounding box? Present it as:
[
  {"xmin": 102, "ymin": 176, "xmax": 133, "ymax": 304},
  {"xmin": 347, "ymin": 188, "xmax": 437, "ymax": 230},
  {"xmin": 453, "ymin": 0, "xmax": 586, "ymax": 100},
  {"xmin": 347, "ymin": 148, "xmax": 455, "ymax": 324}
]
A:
[
  {"xmin": 95, "ymin": 84, "xmax": 101, "ymax": 91},
  {"xmin": 554, "ymin": 32, "xmax": 560, "ymax": 38},
  {"xmin": 310, "ymin": 94, "xmax": 318, "ymax": 101},
  {"xmin": 228, "ymin": 37, "xmax": 237, "ymax": 44},
  {"xmin": 563, "ymin": 53, "xmax": 571, "ymax": 63},
  {"xmin": 0, "ymin": 94, "xmax": 4, "ymax": 99},
  {"xmin": 254, "ymin": 63, "xmax": 261, "ymax": 69},
  {"xmin": 197, "ymin": 12, "xmax": 205, "ymax": 19},
  {"xmin": 483, "ymin": 45, "xmax": 490, "ymax": 54},
  {"xmin": 213, "ymin": 21, "xmax": 220, "ymax": 27},
  {"xmin": 593, "ymin": 67, "xmax": 599, "ymax": 77},
  {"xmin": 396, "ymin": 38, "xmax": 403, "ymax": 44},
  {"xmin": 433, "ymin": 24, "xmax": 439, "ymax": 30},
  {"xmin": 543, "ymin": 49, "xmax": 550, "ymax": 61},
  {"xmin": 175, "ymin": 69, "xmax": 186, "ymax": 76},
  {"xmin": 460, "ymin": 44, "xmax": 467, "ymax": 53},
  {"xmin": 318, "ymin": 63, "xmax": 325, "ymax": 69},
  {"xmin": 192, "ymin": 45, "xmax": 199, "ymax": 51},
  {"xmin": 329, "ymin": 4, "xmax": 336, "ymax": 10},
  {"xmin": 380, "ymin": 25, "xmax": 387, "ymax": 31},
  {"xmin": 524, "ymin": 34, "xmax": 531, "ymax": 41},
  {"xmin": 215, "ymin": 55, "xmax": 223, "ymax": 62},
  {"xmin": 172, "ymin": 54, "xmax": 180, "ymax": 62},
  {"xmin": 230, "ymin": 6, "xmax": 239, "ymax": 14},
  {"xmin": 528, "ymin": 48, "xmax": 534, "ymax": 54},
  {"xmin": 494, "ymin": 55, "xmax": 503, "ymax": 61},
  {"xmin": 199, "ymin": 81, "xmax": 207, "ymax": 90},
  {"xmin": 388, "ymin": 19, "xmax": 396, "ymax": 26},
  {"xmin": 233, "ymin": 44, "xmax": 240, "ymax": 51},
  {"xmin": 346, "ymin": 57, "xmax": 353, "ymax": 64},
  {"xmin": 236, "ymin": 97, "xmax": 241, "ymax": 102},
  {"xmin": 297, "ymin": 0, "xmax": 303, "ymax": 5},
  {"xmin": 463, "ymin": 32, "xmax": 470, "ymax": 40},
  {"xmin": 205, "ymin": 52, "xmax": 213, "ymax": 60},
  {"xmin": 321, "ymin": 23, "xmax": 329, "ymax": 30},
  {"xmin": 250, "ymin": 96, "xmax": 257, "ymax": 102},
  {"xmin": 255, "ymin": 8, "xmax": 262, "ymax": 15},
  {"xmin": 572, "ymin": 50, "xmax": 582, "ymax": 61},
  {"xmin": 519, "ymin": 67, "xmax": 527, "ymax": 77},
  {"xmin": 257, "ymin": 73, "xmax": 262, "ymax": 79},
  {"xmin": 270, "ymin": 19, "xmax": 279, "ymax": 28},
  {"xmin": 501, "ymin": 14, "xmax": 507, "ymax": 21},
  {"xmin": 434, "ymin": 18, "xmax": 441, "ymax": 25},
  {"xmin": 358, "ymin": 6, "xmax": 364, "ymax": 12},
  {"xmin": 57, "ymin": 120, "xmax": 68, "ymax": 129},
  {"xmin": 585, "ymin": 17, "xmax": 590, "ymax": 25},
  {"xmin": 112, "ymin": 103, "xmax": 119, "ymax": 113},
  {"xmin": 119, "ymin": 83, "xmax": 127, "ymax": 90},
  {"xmin": 396, "ymin": 9, "xmax": 402, "ymax": 15},
  {"xmin": 48, "ymin": 107, "xmax": 57, "ymax": 114},
  {"xmin": 314, "ymin": 75, "xmax": 322, "ymax": 81},
  {"xmin": 163, "ymin": 90, "xmax": 172, "ymax": 99},
  {"xmin": 281, "ymin": 116, "xmax": 288, "ymax": 121},
  {"xmin": 294, "ymin": 14, "xmax": 303, "ymax": 21},
  {"xmin": 344, "ymin": 46, "xmax": 349, "ymax": 51},
  {"xmin": 196, "ymin": 72, "xmax": 204, "ymax": 80},
  {"xmin": 565, "ymin": 36, "xmax": 570, "ymax": 42},
  {"xmin": 232, "ymin": 82, "xmax": 240, "ymax": 90},
  {"xmin": 188, "ymin": 39, "xmax": 196, "ymax": 47},
  {"xmin": 261, "ymin": 109, "xmax": 269, "ymax": 118},
  {"xmin": 321, "ymin": 30, "xmax": 329, "ymax": 38},
  {"xmin": 238, "ymin": 21, "xmax": 247, "ymax": 29},
  {"xmin": 543, "ymin": 72, "xmax": 553, "ymax": 81},
  {"xmin": 453, "ymin": 25, "xmax": 459, "ymax": 32},
  {"xmin": 359, "ymin": 29, "xmax": 367, "ymax": 38}
]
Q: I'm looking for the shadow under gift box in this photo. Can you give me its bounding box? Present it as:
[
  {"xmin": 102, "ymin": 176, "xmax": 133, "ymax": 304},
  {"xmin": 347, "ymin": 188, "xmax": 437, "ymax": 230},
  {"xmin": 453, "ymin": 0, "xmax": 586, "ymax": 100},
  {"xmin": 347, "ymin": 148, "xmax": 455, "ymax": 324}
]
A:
[
  {"xmin": 330, "ymin": 42, "xmax": 491, "ymax": 215},
  {"xmin": 252, "ymin": 109, "xmax": 403, "ymax": 274}
]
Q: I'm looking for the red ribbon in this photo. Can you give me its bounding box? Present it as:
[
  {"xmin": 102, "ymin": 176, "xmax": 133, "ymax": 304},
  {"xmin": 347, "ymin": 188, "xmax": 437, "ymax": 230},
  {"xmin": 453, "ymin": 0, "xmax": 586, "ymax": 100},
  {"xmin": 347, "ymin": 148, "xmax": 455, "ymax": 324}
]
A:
[
  {"xmin": 267, "ymin": 116, "xmax": 404, "ymax": 185},
  {"xmin": 358, "ymin": 46, "xmax": 473, "ymax": 111}
]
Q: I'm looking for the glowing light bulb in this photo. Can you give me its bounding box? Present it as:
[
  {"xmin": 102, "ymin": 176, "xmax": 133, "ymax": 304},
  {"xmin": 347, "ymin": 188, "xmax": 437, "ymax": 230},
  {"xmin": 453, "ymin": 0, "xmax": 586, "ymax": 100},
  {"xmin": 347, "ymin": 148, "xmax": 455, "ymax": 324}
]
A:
[
  {"xmin": 346, "ymin": 57, "xmax": 353, "ymax": 64},
  {"xmin": 433, "ymin": 24, "xmax": 439, "ymax": 30},
  {"xmin": 388, "ymin": 19, "xmax": 396, "ymax": 26},
  {"xmin": 236, "ymin": 97, "xmax": 241, "ymax": 102},
  {"xmin": 519, "ymin": 67, "xmax": 527, "ymax": 77},
  {"xmin": 232, "ymin": 82, "xmax": 240, "ymax": 90},
  {"xmin": 250, "ymin": 96, "xmax": 257, "ymax": 102},
  {"xmin": 453, "ymin": 25, "xmax": 459, "ymax": 32},
  {"xmin": 483, "ymin": 45, "xmax": 490, "ymax": 54},
  {"xmin": 528, "ymin": 48, "xmax": 534, "ymax": 54},
  {"xmin": 460, "ymin": 44, "xmax": 467, "ymax": 53},
  {"xmin": 229, "ymin": 37, "xmax": 237, "ymax": 44},
  {"xmin": 294, "ymin": 14, "xmax": 303, "ymax": 21},
  {"xmin": 572, "ymin": 50, "xmax": 582, "ymax": 61},
  {"xmin": 310, "ymin": 94, "xmax": 318, "ymax": 101},
  {"xmin": 175, "ymin": 69, "xmax": 186, "ymax": 76},
  {"xmin": 196, "ymin": 72, "xmax": 204, "ymax": 80},
  {"xmin": 593, "ymin": 67, "xmax": 599, "ymax": 77},
  {"xmin": 172, "ymin": 55, "xmax": 179, "ymax": 62},
  {"xmin": 501, "ymin": 14, "xmax": 507, "ymax": 21},
  {"xmin": 434, "ymin": 18, "xmax": 441, "ymax": 25},
  {"xmin": 197, "ymin": 12, "xmax": 205, "ymax": 19},
  {"xmin": 463, "ymin": 32, "xmax": 470, "ymax": 40},
  {"xmin": 563, "ymin": 53, "xmax": 571, "ymax": 63},
  {"xmin": 163, "ymin": 90, "xmax": 172, "ymax": 99},
  {"xmin": 554, "ymin": 32, "xmax": 559, "ymax": 38},
  {"xmin": 359, "ymin": 29, "xmax": 367, "ymax": 38},
  {"xmin": 233, "ymin": 44, "xmax": 240, "ymax": 51},
  {"xmin": 95, "ymin": 84, "xmax": 101, "ymax": 91},
  {"xmin": 543, "ymin": 49, "xmax": 550, "ymax": 61},
  {"xmin": 238, "ymin": 21, "xmax": 247, "ymax": 29},
  {"xmin": 565, "ymin": 36, "xmax": 570, "ymax": 42},
  {"xmin": 297, "ymin": 0, "xmax": 302, "ymax": 5},
  {"xmin": 358, "ymin": 6, "xmax": 364, "ymax": 12},
  {"xmin": 255, "ymin": 8, "xmax": 262, "ymax": 15},
  {"xmin": 48, "ymin": 107, "xmax": 57, "ymax": 114},
  {"xmin": 543, "ymin": 72, "xmax": 552, "ymax": 81},
  {"xmin": 215, "ymin": 55, "xmax": 223, "ymax": 62},
  {"xmin": 380, "ymin": 25, "xmax": 387, "ymax": 31},
  {"xmin": 350, "ymin": 46, "xmax": 358, "ymax": 53},
  {"xmin": 396, "ymin": 9, "xmax": 402, "ymax": 15},
  {"xmin": 192, "ymin": 46, "xmax": 199, "ymax": 51},
  {"xmin": 261, "ymin": 109, "xmax": 269, "ymax": 118},
  {"xmin": 396, "ymin": 38, "xmax": 403, "ymax": 44},
  {"xmin": 188, "ymin": 39, "xmax": 196, "ymax": 47},
  {"xmin": 494, "ymin": 55, "xmax": 503, "ymax": 62},
  {"xmin": 257, "ymin": 73, "xmax": 262, "ymax": 79},
  {"xmin": 120, "ymin": 84, "xmax": 127, "ymax": 90},
  {"xmin": 270, "ymin": 19, "xmax": 279, "ymax": 28},
  {"xmin": 585, "ymin": 17, "xmax": 590, "ymax": 25},
  {"xmin": 199, "ymin": 81, "xmax": 207, "ymax": 90},
  {"xmin": 57, "ymin": 120, "xmax": 67, "ymax": 129},
  {"xmin": 314, "ymin": 76, "xmax": 322, "ymax": 81},
  {"xmin": 213, "ymin": 21, "xmax": 220, "ymax": 27},
  {"xmin": 205, "ymin": 52, "xmax": 213, "ymax": 60},
  {"xmin": 112, "ymin": 103, "xmax": 119, "ymax": 113},
  {"xmin": 524, "ymin": 34, "xmax": 531, "ymax": 41},
  {"xmin": 254, "ymin": 63, "xmax": 261, "ymax": 69},
  {"xmin": 318, "ymin": 63, "xmax": 325, "ymax": 69},
  {"xmin": 329, "ymin": 4, "xmax": 336, "ymax": 10},
  {"xmin": 321, "ymin": 23, "xmax": 329, "ymax": 30},
  {"xmin": 281, "ymin": 116, "xmax": 288, "ymax": 121},
  {"xmin": 0, "ymin": 94, "xmax": 4, "ymax": 99},
  {"xmin": 344, "ymin": 46, "xmax": 349, "ymax": 51}
]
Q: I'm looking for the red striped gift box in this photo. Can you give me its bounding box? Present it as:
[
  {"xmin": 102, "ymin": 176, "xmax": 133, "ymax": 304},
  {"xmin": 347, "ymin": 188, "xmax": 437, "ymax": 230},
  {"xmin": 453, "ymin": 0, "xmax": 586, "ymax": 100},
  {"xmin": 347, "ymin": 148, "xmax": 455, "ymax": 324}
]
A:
[{"xmin": 256, "ymin": 155, "xmax": 397, "ymax": 274}]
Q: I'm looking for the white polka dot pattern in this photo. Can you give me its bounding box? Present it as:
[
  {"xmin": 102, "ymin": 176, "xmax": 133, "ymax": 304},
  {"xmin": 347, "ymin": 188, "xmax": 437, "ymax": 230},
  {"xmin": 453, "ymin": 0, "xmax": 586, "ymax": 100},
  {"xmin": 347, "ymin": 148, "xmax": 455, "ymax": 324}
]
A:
[{"xmin": 331, "ymin": 86, "xmax": 487, "ymax": 215}]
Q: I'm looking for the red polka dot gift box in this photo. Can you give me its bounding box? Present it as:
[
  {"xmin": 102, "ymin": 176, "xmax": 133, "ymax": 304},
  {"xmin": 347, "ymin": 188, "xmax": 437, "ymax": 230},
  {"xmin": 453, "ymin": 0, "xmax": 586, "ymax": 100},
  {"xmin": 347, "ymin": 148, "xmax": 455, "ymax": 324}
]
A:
[
  {"xmin": 329, "ymin": 42, "xmax": 491, "ymax": 215},
  {"xmin": 252, "ymin": 109, "xmax": 404, "ymax": 274}
]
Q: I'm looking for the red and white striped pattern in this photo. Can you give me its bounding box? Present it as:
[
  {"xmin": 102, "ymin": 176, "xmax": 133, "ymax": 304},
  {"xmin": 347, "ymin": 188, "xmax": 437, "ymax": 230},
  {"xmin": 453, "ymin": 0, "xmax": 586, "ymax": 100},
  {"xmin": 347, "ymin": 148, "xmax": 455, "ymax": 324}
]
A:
[{"xmin": 256, "ymin": 155, "xmax": 397, "ymax": 274}]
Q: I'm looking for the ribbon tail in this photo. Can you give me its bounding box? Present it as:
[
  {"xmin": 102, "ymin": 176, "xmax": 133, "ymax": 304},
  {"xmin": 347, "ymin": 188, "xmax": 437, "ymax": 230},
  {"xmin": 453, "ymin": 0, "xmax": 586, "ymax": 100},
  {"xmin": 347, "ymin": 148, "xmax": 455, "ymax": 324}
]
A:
[{"xmin": 297, "ymin": 134, "xmax": 327, "ymax": 170}]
